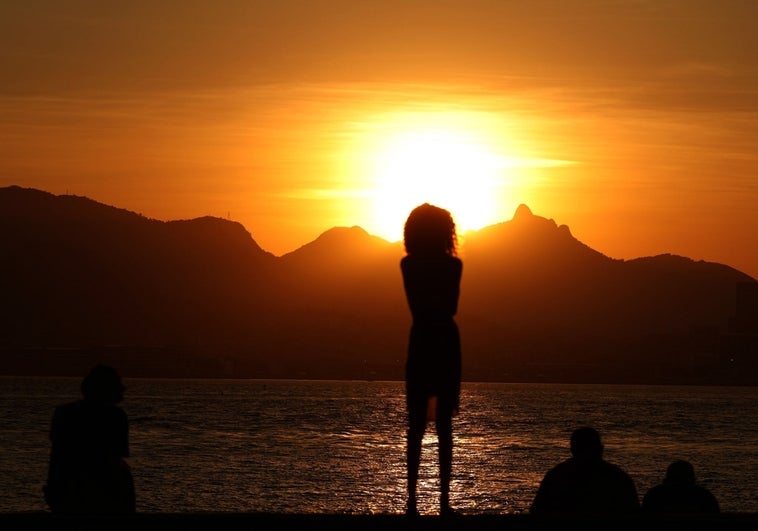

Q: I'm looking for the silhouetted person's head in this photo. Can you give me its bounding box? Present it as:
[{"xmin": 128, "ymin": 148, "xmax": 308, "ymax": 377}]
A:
[
  {"xmin": 81, "ymin": 365, "xmax": 125, "ymax": 404},
  {"xmin": 570, "ymin": 426, "xmax": 604, "ymax": 460},
  {"xmin": 403, "ymin": 203, "xmax": 457, "ymax": 257},
  {"xmin": 664, "ymin": 460, "xmax": 696, "ymax": 485}
]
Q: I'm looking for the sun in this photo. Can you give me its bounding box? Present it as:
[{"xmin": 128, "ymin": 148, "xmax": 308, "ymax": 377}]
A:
[
  {"xmin": 361, "ymin": 117, "xmax": 515, "ymax": 242},
  {"xmin": 371, "ymin": 129, "xmax": 500, "ymax": 238}
]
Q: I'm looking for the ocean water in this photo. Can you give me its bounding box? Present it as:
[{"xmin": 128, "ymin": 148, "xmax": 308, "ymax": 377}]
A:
[{"xmin": 0, "ymin": 377, "xmax": 756, "ymax": 515}]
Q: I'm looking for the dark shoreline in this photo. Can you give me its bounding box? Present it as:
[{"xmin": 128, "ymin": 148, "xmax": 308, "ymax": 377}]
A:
[{"xmin": 2, "ymin": 512, "xmax": 757, "ymax": 531}]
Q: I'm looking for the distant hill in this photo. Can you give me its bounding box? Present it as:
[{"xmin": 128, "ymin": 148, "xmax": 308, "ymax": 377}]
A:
[{"xmin": 1, "ymin": 185, "xmax": 756, "ymax": 384}]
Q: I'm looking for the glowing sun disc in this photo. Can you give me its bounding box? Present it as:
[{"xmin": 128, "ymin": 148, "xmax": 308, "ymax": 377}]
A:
[{"xmin": 368, "ymin": 127, "xmax": 505, "ymax": 241}]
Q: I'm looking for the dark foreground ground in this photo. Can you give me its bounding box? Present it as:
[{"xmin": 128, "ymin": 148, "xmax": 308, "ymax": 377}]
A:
[{"xmin": 2, "ymin": 512, "xmax": 757, "ymax": 531}]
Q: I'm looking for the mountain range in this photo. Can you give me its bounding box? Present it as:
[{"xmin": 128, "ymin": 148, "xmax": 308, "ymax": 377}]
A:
[{"xmin": 2, "ymin": 185, "xmax": 756, "ymax": 384}]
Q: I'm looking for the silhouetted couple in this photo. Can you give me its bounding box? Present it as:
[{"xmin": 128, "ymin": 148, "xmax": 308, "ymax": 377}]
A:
[
  {"xmin": 44, "ymin": 365, "xmax": 135, "ymax": 514},
  {"xmin": 530, "ymin": 426, "xmax": 719, "ymax": 515}
]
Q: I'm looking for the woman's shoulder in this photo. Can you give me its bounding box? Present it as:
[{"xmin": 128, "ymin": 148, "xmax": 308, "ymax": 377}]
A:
[
  {"xmin": 401, "ymin": 255, "xmax": 461, "ymax": 277},
  {"xmin": 402, "ymin": 254, "xmax": 462, "ymax": 274},
  {"xmin": 444, "ymin": 255, "xmax": 463, "ymax": 273}
]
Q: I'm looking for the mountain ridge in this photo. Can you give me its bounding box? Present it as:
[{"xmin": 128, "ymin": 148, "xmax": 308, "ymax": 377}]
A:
[{"xmin": 2, "ymin": 185, "xmax": 756, "ymax": 384}]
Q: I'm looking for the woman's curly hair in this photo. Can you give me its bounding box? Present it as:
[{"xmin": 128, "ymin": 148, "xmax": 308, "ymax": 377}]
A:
[{"xmin": 403, "ymin": 203, "xmax": 458, "ymax": 256}]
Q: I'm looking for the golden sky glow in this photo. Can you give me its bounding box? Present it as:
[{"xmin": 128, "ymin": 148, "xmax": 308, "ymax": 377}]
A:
[
  {"xmin": 332, "ymin": 109, "xmax": 574, "ymax": 242},
  {"xmin": 1, "ymin": 1, "xmax": 757, "ymax": 279}
]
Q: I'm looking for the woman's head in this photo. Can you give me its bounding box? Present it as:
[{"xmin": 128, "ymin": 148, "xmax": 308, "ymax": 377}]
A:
[
  {"xmin": 403, "ymin": 203, "xmax": 457, "ymax": 256},
  {"xmin": 81, "ymin": 365, "xmax": 125, "ymax": 404},
  {"xmin": 664, "ymin": 460, "xmax": 696, "ymax": 485}
]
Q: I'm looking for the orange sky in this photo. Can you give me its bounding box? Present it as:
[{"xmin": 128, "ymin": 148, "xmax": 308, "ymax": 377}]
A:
[{"xmin": 1, "ymin": 1, "xmax": 757, "ymax": 280}]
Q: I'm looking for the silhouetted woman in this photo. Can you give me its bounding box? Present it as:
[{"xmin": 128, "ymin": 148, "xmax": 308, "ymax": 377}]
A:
[
  {"xmin": 401, "ymin": 203, "xmax": 463, "ymax": 517},
  {"xmin": 44, "ymin": 365, "xmax": 136, "ymax": 513}
]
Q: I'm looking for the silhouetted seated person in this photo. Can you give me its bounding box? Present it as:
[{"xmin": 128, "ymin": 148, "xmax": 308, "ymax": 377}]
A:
[
  {"xmin": 642, "ymin": 460, "xmax": 719, "ymax": 513},
  {"xmin": 530, "ymin": 426, "xmax": 640, "ymax": 514},
  {"xmin": 44, "ymin": 365, "xmax": 136, "ymax": 514}
]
